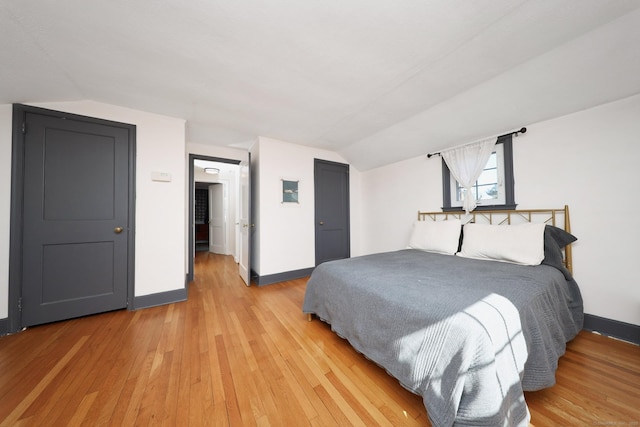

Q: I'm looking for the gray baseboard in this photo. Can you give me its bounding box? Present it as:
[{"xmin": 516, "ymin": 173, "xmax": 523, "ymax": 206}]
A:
[
  {"xmin": 583, "ymin": 313, "xmax": 639, "ymax": 345},
  {"xmin": 254, "ymin": 267, "xmax": 314, "ymax": 286},
  {"xmin": 132, "ymin": 287, "xmax": 187, "ymax": 310}
]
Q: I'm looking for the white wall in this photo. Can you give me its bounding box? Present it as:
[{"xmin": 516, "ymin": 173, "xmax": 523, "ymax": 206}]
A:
[
  {"xmin": 360, "ymin": 94, "xmax": 640, "ymax": 326},
  {"xmin": 513, "ymin": 94, "xmax": 640, "ymax": 326},
  {"xmin": 251, "ymin": 136, "xmax": 362, "ymax": 277},
  {"xmin": 360, "ymin": 154, "xmax": 442, "ymax": 254},
  {"xmin": 0, "ymin": 101, "xmax": 187, "ymax": 310}
]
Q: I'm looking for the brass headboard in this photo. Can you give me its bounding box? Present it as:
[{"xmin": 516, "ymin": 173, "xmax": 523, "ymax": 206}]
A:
[{"xmin": 417, "ymin": 206, "xmax": 573, "ymax": 275}]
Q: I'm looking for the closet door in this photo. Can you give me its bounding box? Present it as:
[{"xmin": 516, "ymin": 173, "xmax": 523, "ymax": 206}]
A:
[
  {"xmin": 19, "ymin": 107, "xmax": 133, "ymax": 327},
  {"xmin": 314, "ymin": 159, "xmax": 350, "ymax": 266}
]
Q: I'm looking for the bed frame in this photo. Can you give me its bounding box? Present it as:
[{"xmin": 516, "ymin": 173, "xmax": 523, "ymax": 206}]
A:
[{"xmin": 417, "ymin": 205, "xmax": 573, "ymax": 275}]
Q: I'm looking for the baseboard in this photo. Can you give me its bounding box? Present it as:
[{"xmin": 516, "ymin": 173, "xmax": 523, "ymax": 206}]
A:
[
  {"xmin": 583, "ymin": 313, "xmax": 640, "ymax": 345},
  {"xmin": 0, "ymin": 317, "xmax": 7, "ymax": 336},
  {"xmin": 132, "ymin": 287, "xmax": 187, "ymax": 310},
  {"xmin": 254, "ymin": 267, "xmax": 314, "ymax": 286}
]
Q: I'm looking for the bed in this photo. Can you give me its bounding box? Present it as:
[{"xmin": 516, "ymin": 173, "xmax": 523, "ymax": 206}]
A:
[{"xmin": 302, "ymin": 206, "xmax": 583, "ymax": 427}]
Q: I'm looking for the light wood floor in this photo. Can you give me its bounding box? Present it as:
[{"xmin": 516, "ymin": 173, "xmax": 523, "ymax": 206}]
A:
[{"xmin": 0, "ymin": 253, "xmax": 638, "ymax": 426}]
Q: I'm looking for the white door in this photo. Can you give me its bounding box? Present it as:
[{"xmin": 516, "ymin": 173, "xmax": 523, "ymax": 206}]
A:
[
  {"xmin": 238, "ymin": 159, "xmax": 250, "ymax": 285},
  {"xmin": 208, "ymin": 184, "xmax": 226, "ymax": 254}
]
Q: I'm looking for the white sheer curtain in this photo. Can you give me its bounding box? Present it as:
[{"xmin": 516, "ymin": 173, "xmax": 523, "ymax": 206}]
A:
[{"xmin": 441, "ymin": 137, "xmax": 496, "ymax": 213}]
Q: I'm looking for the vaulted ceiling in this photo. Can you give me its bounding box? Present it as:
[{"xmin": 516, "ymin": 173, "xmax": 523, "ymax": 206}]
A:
[{"xmin": 2, "ymin": 1, "xmax": 639, "ymax": 170}]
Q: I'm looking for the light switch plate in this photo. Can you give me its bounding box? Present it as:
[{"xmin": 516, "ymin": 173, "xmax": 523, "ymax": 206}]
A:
[{"xmin": 151, "ymin": 171, "xmax": 172, "ymax": 182}]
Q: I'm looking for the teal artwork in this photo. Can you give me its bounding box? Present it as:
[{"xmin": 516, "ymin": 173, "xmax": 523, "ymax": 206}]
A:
[{"xmin": 282, "ymin": 180, "xmax": 299, "ymax": 203}]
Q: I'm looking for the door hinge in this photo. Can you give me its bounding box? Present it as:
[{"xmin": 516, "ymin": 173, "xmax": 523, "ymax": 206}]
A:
[{"xmin": 17, "ymin": 297, "xmax": 22, "ymax": 312}]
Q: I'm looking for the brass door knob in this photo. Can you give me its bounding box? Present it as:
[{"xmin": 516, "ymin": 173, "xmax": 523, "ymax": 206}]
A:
[
  {"xmin": 319, "ymin": 221, "xmax": 324, "ymax": 225},
  {"xmin": 114, "ymin": 227, "xmax": 124, "ymax": 234}
]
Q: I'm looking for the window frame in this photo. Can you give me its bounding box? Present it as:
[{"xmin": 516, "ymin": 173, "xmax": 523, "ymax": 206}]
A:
[{"xmin": 441, "ymin": 134, "xmax": 516, "ymax": 212}]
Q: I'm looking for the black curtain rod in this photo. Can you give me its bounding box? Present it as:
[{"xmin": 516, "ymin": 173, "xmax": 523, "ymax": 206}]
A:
[{"xmin": 426, "ymin": 127, "xmax": 527, "ymax": 158}]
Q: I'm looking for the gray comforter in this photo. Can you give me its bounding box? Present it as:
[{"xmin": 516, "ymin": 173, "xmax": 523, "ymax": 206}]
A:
[{"xmin": 302, "ymin": 249, "xmax": 583, "ymax": 427}]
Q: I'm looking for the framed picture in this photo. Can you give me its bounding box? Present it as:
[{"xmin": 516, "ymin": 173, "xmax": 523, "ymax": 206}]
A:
[{"xmin": 282, "ymin": 179, "xmax": 299, "ymax": 203}]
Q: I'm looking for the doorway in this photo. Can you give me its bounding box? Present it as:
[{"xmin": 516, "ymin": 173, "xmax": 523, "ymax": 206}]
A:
[
  {"xmin": 188, "ymin": 155, "xmax": 247, "ymax": 283},
  {"xmin": 194, "ymin": 184, "xmax": 211, "ymax": 252},
  {"xmin": 194, "ymin": 182, "xmax": 227, "ymax": 254}
]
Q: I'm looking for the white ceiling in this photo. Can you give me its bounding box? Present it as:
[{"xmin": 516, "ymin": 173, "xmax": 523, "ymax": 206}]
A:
[
  {"xmin": 2, "ymin": 1, "xmax": 640, "ymax": 171},
  {"xmin": 193, "ymin": 159, "xmax": 237, "ymax": 176}
]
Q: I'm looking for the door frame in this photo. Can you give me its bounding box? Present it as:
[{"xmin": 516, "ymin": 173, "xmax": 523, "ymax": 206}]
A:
[
  {"xmin": 187, "ymin": 154, "xmax": 240, "ymax": 283},
  {"xmin": 8, "ymin": 104, "xmax": 137, "ymax": 334}
]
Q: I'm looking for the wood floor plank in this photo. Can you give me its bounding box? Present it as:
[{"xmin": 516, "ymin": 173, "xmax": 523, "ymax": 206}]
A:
[
  {"xmin": 214, "ymin": 334, "xmax": 244, "ymax": 426},
  {"xmin": 282, "ymin": 351, "xmax": 341, "ymax": 425},
  {"xmin": 313, "ymin": 383, "xmax": 365, "ymax": 427},
  {"xmin": 0, "ymin": 335, "xmax": 89, "ymax": 426},
  {"xmin": 66, "ymin": 391, "xmax": 98, "ymax": 426},
  {"xmin": 0, "ymin": 252, "xmax": 638, "ymax": 426}
]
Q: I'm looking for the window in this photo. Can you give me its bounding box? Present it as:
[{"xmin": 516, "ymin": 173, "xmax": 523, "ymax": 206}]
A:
[
  {"xmin": 441, "ymin": 135, "xmax": 515, "ymax": 211},
  {"xmin": 451, "ymin": 144, "xmax": 504, "ymax": 206}
]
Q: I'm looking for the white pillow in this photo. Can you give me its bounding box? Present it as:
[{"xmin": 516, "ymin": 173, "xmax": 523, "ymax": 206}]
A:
[
  {"xmin": 408, "ymin": 219, "xmax": 462, "ymax": 255},
  {"xmin": 457, "ymin": 223, "xmax": 545, "ymax": 266}
]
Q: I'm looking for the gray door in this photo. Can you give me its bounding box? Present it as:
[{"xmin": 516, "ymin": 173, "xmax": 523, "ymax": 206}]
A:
[
  {"xmin": 314, "ymin": 159, "xmax": 350, "ymax": 266},
  {"xmin": 21, "ymin": 110, "xmax": 132, "ymax": 327}
]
